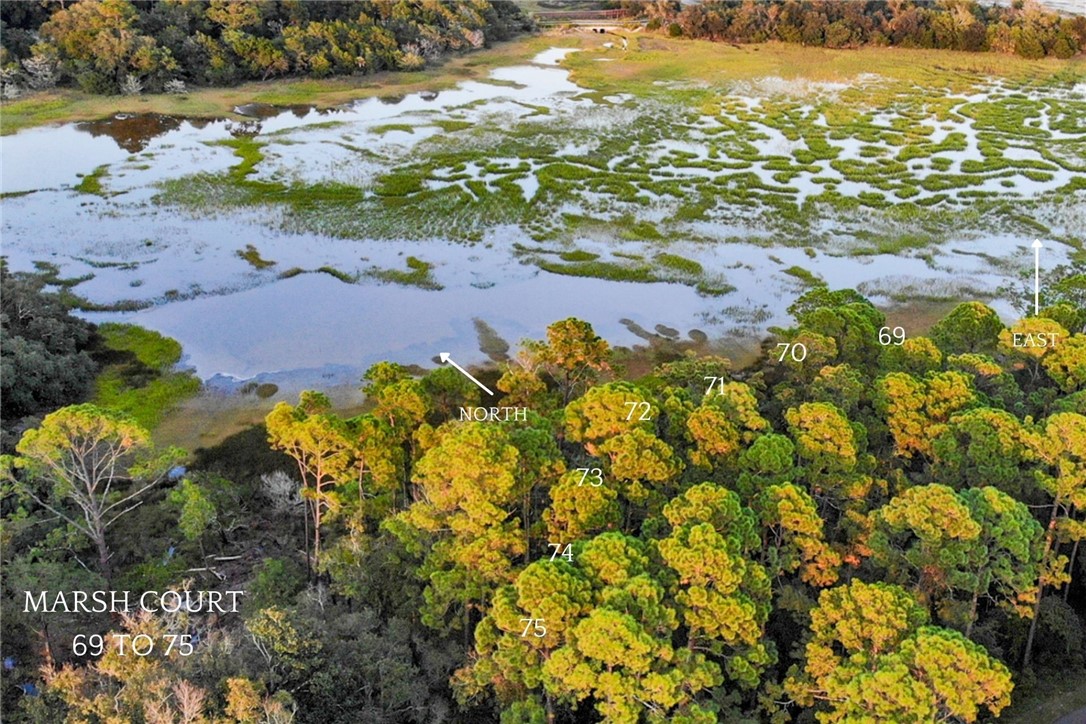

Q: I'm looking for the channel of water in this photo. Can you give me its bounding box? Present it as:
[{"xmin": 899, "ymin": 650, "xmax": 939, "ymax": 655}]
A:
[{"xmin": 0, "ymin": 48, "xmax": 1075, "ymax": 394}]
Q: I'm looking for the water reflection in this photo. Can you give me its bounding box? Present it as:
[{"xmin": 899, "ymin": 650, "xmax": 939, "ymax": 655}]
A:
[
  {"xmin": 0, "ymin": 47, "xmax": 1076, "ymax": 385},
  {"xmin": 78, "ymin": 114, "xmax": 186, "ymax": 153},
  {"xmin": 233, "ymin": 102, "xmax": 312, "ymax": 119}
]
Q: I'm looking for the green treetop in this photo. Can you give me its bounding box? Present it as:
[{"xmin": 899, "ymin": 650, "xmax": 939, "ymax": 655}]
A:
[
  {"xmin": 564, "ymin": 381, "xmax": 655, "ymax": 454},
  {"xmin": 266, "ymin": 392, "xmax": 352, "ymax": 566},
  {"xmin": 929, "ymin": 302, "xmax": 1004, "ymax": 355},
  {"xmin": 13, "ymin": 404, "xmax": 180, "ymax": 579},
  {"xmin": 394, "ymin": 423, "xmax": 524, "ymax": 634},
  {"xmin": 931, "ymin": 407, "xmax": 1042, "ymax": 498},
  {"xmin": 786, "ymin": 579, "xmax": 1012, "ymax": 723},
  {"xmin": 657, "ymin": 483, "xmax": 775, "ymax": 689}
]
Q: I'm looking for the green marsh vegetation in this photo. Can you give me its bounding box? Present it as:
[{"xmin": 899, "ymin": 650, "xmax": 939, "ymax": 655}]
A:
[
  {"xmin": 14, "ymin": 262, "xmax": 148, "ymax": 313},
  {"xmin": 535, "ymin": 257, "xmax": 661, "ymax": 283},
  {"xmin": 237, "ymin": 244, "xmax": 276, "ymax": 269},
  {"xmin": 366, "ymin": 256, "xmax": 443, "ymax": 290},
  {"xmin": 782, "ymin": 265, "xmax": 823, "ymax": 286},
  {"xmin": 527, "ymin": 244, "xmax": 734, "ymax": 295},
  {"xmin": 93, "ymin": 323, "xmax": 200, "ymax": 430},
  {"xmin": 656, "ymin": 253, "xmax": 704, "ymax": 275},
  {"xmin": 558, "ymin": 249, "xmax": 600, "ymax": 262},
  {"xmin": 74, "ymin": 165, "xmax": 109, "ymax": 195},
  {"xmin": 273, "ymin": 265, "xmax": 360, "ymax": 283},
  {"xmin": 149, "ymin": 38, "xmax": 1083, "ymax": 299},
  {"xmin": 316, "ymin": 266, "xmax": 361, "ymax": 283}
]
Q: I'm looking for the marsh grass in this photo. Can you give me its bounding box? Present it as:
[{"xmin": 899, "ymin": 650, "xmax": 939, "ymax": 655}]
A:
[
  {"xmin": 22, "ymin": 262, "xmax": 151, "ymax": 312},
  {"xmin": 215, "ymin": 138, "xmax": 266, "ymax": 180},
  {"xmin": 94, "ymin": 323, "xmax": 200, "ymax": 429},
  {"xmin": 237, "ymin": 244, "xmax": 276, "ymax": 269},
  {"xmin": 656, "ymin": 253, "xmax": 704, "ymax": 275},
  {"xmin": 367, "ymin": 256, "xmax": 443, "ymax": 290},
  {"xmin": 316, "ymin": 265, "xmax": 361, "ymax": 283},
  {"xmin": 433, "ymin": 119, "xmax": 474, "ymax": 133},
  {"xmin": 370, "ymin": 123, "xmax": 415, "ymax": 134},
  {"xmin": 537, "ymin": 258, "xmax": 659, "ymax": 283},
  {"xmin": 559, "ymin": 250, "xmax": 601, "ymax": 262},
  {"xmin": 782, "ymin": 265, "xmax": 824, "ymax": 286},
  {"xmin": 142, "ymin": 37, "xmax": 1084, "ymax": 277},
  {"xmin": 75, "ymin": 165, "xmax": 110, "ymax": 195},
  {"xmin": 31, "ymin": 261, "xmax": 93, "ymax": 288}
]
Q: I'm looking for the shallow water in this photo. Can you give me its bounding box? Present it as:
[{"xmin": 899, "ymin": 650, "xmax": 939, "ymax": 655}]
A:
[
  {"xmin": 101, "ymin": 269, "xmax": 713, "ymax": 385},
  {"xmin": 982, "ymin": 0, "xmax": 1085, "ymax": 15},
  {"xmin": 0, "ymin": 47, "xmax": 1079, "ymax": 385}
]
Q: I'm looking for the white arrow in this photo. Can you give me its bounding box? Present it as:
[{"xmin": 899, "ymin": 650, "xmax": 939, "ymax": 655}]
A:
[
  {"xmin": 1032, "ymin": 239, "xmax": 1043, "ymax": 315},
  {"xmin": 439, "ymin": 352, "xmax": 493, "ymax": 396}
]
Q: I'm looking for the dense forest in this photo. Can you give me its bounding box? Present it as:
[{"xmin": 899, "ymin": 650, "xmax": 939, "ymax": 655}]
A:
[
  {"xmin": 2, "ymin": 0, "xmax": 1084, "ymax": 102},
  {"xmin": 635, "ymin": 0, "xmax": 1086, "ymax": 58},
  {"xmin": 2, "ymin": 274, "xmax": 1085, "ymax": 721},
  {"xmin": 0, "ymin": 263, "xmax": 98, "ymax": 446},
  {"xmin": 0, "ymin": 0, "xmax": 532, "ymax": 97}
]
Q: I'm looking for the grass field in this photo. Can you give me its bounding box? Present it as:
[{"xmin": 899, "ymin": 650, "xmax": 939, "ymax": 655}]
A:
[{"xmin": 565, "ymin": 35, "xmax": 1084, "ymax": 95}]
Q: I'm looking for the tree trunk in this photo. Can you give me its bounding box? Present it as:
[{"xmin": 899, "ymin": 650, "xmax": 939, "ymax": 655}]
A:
[
  {"xmin": 94, "ymin": 528, "xmax": 112, "ymax": 582},
  {"xmin": 313, "ymin": 496, "xmax": 322, "ymax": 563},
  {"xmin": 303, "ymin": 499, "xmax": 312, "ymax": 581},
  {"xmin": 358, "ymin": 458, "xmax": 366, "ymax": 507},
  {"xmin": 38, "ymin": 621, "xmax": 54, "ymax": 669},
  {"xmin": 463, "ymin": 605, "xmax": 472, "ymax": 653},
  {"xmin": 1023, "ymin": 500, "xmax": 1060, "ymax": 668},
  {"xmin": 966, "ymin": 587, "xmax": 979, "ymax": 638},
  {"xmin": 1065, "ymin": 536, "xmax": 1081, "ymax": 603}
]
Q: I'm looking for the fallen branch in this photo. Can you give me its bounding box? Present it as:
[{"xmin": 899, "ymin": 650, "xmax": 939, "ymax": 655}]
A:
[{"xmin": 185, "ymin": 567, "xmax": 226, "ymax": 581}]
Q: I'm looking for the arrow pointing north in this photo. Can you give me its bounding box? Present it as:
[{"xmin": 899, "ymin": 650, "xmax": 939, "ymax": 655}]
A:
[
  {"xmin": 1032, "ymin": 239, "xmax": 1043, "ymax": 315},
  {"xmin": 439, "ymin": 352, "xmax": 494, "ymax": 396}
]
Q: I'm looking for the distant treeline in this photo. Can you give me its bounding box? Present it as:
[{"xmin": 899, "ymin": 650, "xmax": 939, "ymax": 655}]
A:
[
  {"xmin": 0, "ymin": 0, "xmax": 531, "ymax": 98},
  {"xmin": 633, "ymin": 0, "xmax": 1085, "ymax": 58}
]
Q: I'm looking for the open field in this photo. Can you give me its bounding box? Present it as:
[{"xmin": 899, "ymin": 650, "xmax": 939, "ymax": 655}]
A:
[{"xmin": 567, "ymin": 36, "xmax": 1085, "ymax": 94}]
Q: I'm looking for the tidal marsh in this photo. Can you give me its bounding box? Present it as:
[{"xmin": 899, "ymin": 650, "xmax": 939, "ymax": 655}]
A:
[
  {"xmin": 3, "ymin": 37, "xmax": 1083, "ymax": 384},
  {"xmin": 151, "ymin": 43, "xmax": 1082, "ymax": 292}
]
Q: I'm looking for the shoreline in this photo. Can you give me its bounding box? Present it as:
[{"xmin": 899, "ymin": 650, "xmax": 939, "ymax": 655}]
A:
[
  {"xmin": 3, "ymin": 34, "xmax": 1081, "ymax": 137},
  {"xmin": 0, "ymin": 34, "xmax": 571, "ymax": 137}
]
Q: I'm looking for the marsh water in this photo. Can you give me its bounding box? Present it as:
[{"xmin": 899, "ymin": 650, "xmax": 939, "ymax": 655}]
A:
[{"xmin": 1, "ymin": 47, "xmax": 1082, "ymax": 394}]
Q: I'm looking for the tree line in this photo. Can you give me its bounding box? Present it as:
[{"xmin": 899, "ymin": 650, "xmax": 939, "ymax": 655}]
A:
[
  {"xmin": 0, "ymin": 0, "xmax": 531, "ymax": 98},
  {"xmin": 2, "ymin": 282, "xmax": 1085, "ymax": 721},
  {"xmin": 0, "ymin": 262, "xmax": 98, "ymax": 450},
  {"xmin": 634, "ymin": 0, "xmax": 1086, "ymax": 59}
]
